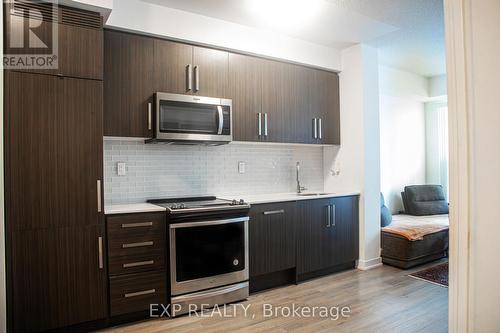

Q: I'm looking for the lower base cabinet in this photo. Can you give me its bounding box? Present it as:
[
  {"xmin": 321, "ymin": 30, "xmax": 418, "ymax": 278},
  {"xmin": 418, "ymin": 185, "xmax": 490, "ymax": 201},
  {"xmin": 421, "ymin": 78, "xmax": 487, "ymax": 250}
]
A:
[
  {"xmin": 249, "ymin": 195, "xmax": 359, "ymax": 292},
  {"xmin": 106, "ymin": 212, "xmax": 167, "ymax": 317},
  {"xmin": 10, "ymin": 225, "xmax": 108, "ymax": 332},
  {"xmin": 296, "ymin": 196, "xmax": 359, "ymax": 279}
]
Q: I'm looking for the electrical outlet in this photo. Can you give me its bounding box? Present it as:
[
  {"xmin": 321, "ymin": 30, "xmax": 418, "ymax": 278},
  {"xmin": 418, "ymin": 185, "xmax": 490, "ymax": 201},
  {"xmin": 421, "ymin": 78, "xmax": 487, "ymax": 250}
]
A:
[
  {"xmin": 117, "ymin": 162, "xmax": 127, "ymax": 176},
  {"xmin": 238, "ymin": 161, "xmax": 246, "ymax": 174}
]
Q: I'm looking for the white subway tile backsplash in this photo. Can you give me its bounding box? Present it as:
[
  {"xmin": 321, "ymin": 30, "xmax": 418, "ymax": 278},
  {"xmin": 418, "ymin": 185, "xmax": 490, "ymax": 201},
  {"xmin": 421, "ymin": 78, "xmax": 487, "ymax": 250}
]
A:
[{"xmin": 104, "ymin": 140, "xmax": 324, "ymax": 205}]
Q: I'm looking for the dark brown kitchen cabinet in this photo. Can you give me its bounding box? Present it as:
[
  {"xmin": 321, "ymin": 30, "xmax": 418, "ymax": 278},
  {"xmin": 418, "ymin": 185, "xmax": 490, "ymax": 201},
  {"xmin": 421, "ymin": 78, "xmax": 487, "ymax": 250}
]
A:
[
  {"xmin": 249, "ymin": 202, "xmax": 296, "ymax": 277},
  {"xmin": 260, "ymin": 59, "xmax": 287, "ymax": 142},
  {"xmin": 153, "ymin": 41, "xmax": 228, "ymax": 97},
  {"xmin": 154, "ymin": 39, "xmax": 193, "ymax": 94},
  {"xmin": 4, "ymin": 1, "xmax": 103, "ymax": 80},
  {"xmin": 296, "ymin": 196, "xmax": 359, "ymax": 278},
  {"xmin": 5, "ymin": 72, "xmax": 103, "ymax": 231},
  {"xmin": 104, "ymin": 30, "xmax": 154, "ymax": 137},
  {"xmin": 309, "ymin": 70, "xmax": 340, "ymax": 145},
  {"xmin": 10, "ymin": 225, "xmax": 107, "ymax": 332},
  {"xmin": 192, "ymin": 46, "xmax": 228, "ymax": 97},
  {"xmin": 228, "ymin": 53, "xmax": 263, "ymax": 141},
  {"xmin": 5, "ymin": 72, "xmax": 105, "ymax": 331}
]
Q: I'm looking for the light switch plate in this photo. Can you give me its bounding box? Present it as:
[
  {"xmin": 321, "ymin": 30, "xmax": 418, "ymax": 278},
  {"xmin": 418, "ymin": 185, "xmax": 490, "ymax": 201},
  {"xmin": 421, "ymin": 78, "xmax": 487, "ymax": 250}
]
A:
[
  {"xmin": 238, "ymin": 161, "xmax": 246, "ymax": 174},
  {"xmin": 117, "ymin": 162, "xmax": 127, "ymax": 176}
]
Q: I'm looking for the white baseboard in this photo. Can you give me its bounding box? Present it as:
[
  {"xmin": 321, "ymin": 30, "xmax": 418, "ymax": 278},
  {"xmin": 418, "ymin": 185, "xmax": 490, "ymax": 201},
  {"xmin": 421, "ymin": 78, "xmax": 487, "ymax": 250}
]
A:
[{"xmin": 356, "ymin": 257, "xmax": 382, "ymax": 270}]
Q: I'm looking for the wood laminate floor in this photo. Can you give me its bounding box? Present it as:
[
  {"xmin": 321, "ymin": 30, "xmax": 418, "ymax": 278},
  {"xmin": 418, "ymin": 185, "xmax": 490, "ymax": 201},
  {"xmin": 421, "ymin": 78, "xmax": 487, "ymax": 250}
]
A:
[{"xmin": 100, "ymin": 262, "xmax": 448, "ymax": 333}]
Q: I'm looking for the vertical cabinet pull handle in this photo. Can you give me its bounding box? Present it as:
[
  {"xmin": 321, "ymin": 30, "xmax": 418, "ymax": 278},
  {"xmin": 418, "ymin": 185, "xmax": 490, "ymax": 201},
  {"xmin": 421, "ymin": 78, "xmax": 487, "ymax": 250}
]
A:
[
  {"xmin": 186, "ymin": 64, "xmax": 192, "ymax": 91},
  {"xmin": 98, "ymin": 236, "xmax": 103, "ymax": 269},
  {"xmin": 258, "ymin": 113, "xmax": 262, "ymax": 136},
  {"xmin": 326, "ymin": 205, "xmax": 331, "ymax": 227},
  {"xmin": 97, "ymin": 180, "xmax": 101, "ymax": 213},
  {"xmin": 331, "ymin": 204, "xmax": 336, "ymax": 227},
  {"xmin": 313, "ymin": 118, "xmax": 318, "ymax": 139},
  {"xmin": 264, "ymin": 113, "xmax": 268, "ymax": 136},
  {"xmin": 194, "ymin": 65, "xmax": 200, "ymax": 92},
  {"xmin": 318, "ymin": 118, "xmax": 322, "ymax": 139},
  {"xmin": 147, "ymin": 102, "xmax": 152, "ymax": 130}
]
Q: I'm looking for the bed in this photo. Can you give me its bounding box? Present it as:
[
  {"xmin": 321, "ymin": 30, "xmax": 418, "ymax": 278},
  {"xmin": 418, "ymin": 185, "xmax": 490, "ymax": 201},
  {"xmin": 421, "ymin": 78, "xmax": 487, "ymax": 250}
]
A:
[{"xmin": 380, "ymin": 185, "xmax": 449, "ymax": 269}]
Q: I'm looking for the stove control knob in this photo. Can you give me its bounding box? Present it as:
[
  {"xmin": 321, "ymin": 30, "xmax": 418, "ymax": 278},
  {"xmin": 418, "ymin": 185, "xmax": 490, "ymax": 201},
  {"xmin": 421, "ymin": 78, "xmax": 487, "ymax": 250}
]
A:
[
  {"xmin": 170, "ymin": 204, "xmax": 177, "ymax": 209},
  {"xmin": 179, "ymin": 203, "xmax": 186, "ymax": 209},
  {"xmin": 231, "ymin": 199, "xmax": 238, "ymax": 206},
  {"xmin": 239, "ymin": 199, "xmax": 245, "ymax": 205}
]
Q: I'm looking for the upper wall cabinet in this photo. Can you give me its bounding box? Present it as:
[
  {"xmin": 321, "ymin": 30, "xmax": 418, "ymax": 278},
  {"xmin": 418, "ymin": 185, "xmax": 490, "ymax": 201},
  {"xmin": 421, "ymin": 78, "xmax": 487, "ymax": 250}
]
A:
[
  {"xmin": 4, "ymin": 1, "xmax": 103, "ymax": 80},
  {"xmin": 154, "ymin": 40, "xmax": 229, "ymax": 97},
  {"xmin": 104, "ymin": 30, "xmax": 154, "ymax": 137},
  {"xmin": 228, "ymin": 53, "xmax": 263, "ymax": 141},
  {"xmin": 103, "ymin": 30, "xmax": 340, "ymax": 143},
  {"xmin": 228, "ymin": 56, "xmax": 340, "ymax": 145}
]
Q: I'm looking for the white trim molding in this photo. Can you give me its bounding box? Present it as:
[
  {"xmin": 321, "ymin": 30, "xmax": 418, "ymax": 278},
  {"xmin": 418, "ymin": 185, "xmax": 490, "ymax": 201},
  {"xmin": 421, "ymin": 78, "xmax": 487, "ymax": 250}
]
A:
[
  {"xmin": 356, "ymin": 257, "xmax": 382, "ymax": 271},
  {"xmin": 443, "ymin": 0, "xmax": 471, "ymax": 332}
]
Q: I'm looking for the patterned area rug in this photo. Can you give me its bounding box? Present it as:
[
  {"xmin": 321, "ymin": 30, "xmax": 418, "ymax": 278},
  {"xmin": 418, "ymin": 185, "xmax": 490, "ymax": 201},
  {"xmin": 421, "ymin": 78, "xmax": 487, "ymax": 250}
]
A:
[{"xmin": 409, "ymin": 262, "xmax": 448, "ymax": 287}]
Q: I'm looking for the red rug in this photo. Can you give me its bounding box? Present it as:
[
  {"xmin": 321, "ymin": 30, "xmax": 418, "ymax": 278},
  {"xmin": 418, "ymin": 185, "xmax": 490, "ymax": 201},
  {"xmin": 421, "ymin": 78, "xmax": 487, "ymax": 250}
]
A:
[{"xmin": 409, "ymin": 262, "xmax": 448, "ymax": 287}]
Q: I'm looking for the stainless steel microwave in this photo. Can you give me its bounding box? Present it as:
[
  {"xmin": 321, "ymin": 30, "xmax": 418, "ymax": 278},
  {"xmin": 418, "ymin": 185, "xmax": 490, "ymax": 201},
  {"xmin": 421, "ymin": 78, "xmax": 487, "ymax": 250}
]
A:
[{"xmin": 148, "ymin": 92, "xmax": 232, "ymax": 145}]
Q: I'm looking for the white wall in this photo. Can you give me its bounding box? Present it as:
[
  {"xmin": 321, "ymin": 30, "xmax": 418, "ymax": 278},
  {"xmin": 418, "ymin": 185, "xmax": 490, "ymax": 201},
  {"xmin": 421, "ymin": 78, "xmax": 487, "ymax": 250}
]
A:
[
  {"xmin": 105, "ymin": 0, "xmax": 341, "ymax": 71},
  {"xmin": 325, "ymin": 44, "xmax": 381, "ymax": 270},
  {"xmin": 379, "ymin": 66, "xmax": 427, "ymax": 213},
  {"xmin": 456, "ymin": 0, "xmax": 500, "ymax": 330},
  {"xmin": 428, "ymin": 74, "xmax": 447, "ymax": 98},
  {"xmin": 379, "ymin": 66, "xmax": 429, "ymax": 101}
]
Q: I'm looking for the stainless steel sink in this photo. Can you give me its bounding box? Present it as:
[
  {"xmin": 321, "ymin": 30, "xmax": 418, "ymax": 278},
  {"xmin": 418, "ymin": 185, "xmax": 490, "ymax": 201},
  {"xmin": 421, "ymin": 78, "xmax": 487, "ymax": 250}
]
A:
[{"xmin": 297, "ymin": 192, "xmax": 334, "ymax": 196}]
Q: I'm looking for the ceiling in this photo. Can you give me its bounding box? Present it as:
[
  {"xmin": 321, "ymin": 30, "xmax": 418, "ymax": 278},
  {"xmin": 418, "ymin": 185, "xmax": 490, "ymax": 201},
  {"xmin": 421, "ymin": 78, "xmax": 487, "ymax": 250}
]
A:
[{"xmin": 141, "ymin": 0, "xmax": 446, "ymax": 77}]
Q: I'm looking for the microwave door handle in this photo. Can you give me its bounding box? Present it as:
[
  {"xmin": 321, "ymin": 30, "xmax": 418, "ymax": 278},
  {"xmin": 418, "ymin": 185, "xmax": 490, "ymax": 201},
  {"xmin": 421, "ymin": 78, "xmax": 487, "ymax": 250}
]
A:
[{"xmin": 217, "ymin": 105, "xmax": 223, "ymax": 135}]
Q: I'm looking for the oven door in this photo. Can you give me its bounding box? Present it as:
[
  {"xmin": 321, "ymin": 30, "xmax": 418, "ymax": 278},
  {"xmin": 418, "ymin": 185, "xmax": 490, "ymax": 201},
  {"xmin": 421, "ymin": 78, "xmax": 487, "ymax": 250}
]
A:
[
  {"xmin": 169, "ymin": 216, "xmax": 248, "ymax": 296},
  {"xmin": 155, "ymin": 93, "xmax": 232, "ymax": 143}
]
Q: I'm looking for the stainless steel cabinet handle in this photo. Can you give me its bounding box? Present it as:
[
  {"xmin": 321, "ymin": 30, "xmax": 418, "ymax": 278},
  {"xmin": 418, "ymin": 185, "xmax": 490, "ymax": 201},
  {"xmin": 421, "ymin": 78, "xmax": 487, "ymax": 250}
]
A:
[
  {"xmin": 313, "ymin": 118, "xmax": 318, "ymax": 139},
  {"xmin": 263, "ymin": 209, "xmax": 285, "ymax": 215},
  {"xmin": 122, "ymin": 241, "xmax": 154, "ymax": 249},
  {"xmin": 121, "ymin": 222, "xmax": 153, "ymax": 228},
  {"xmin": 331, "ymin": 204, "xmax": 336, "ymax": 227},
  {"xmin": 217, "ymin": 105, "xmax": 223, "ymax": 135},
  {"xmin": 98, "ymin": 236, "xmax": 103, "ymax": 269},
  {"xmin": 123, "ymin": 260, "xmax": 154, "ymax": 268},
  {"xmin": 186, "ymin": 64, "xmax": 192, "ymax": 91},
  {"xmin": 326, "ymin": 205, "xmax": 331, "ymax": 227},
  {"xmin": 124, "ymin": 289, "xmax": 156, "ymax": 298},
  {"xmin": 97, "ymin": 180, "xmax": 101, "ymax": 213},
  {"xmin": 194, "ymin": 65, "xmax": 200, "ymax": 92},
  {"xmin": 264, "ymin": 113, "xmax": 268, "ymax": 136},
  {"xmin": 147, "ymin": 102, "xmax": 152, "ymax": 130},
  {"xmin": 258, "ymin": 113, "xmax": 262, "ymax": 136},
  {"xmin": 318, "ymin": 118, "xmax": 322, "ymax": 139}
]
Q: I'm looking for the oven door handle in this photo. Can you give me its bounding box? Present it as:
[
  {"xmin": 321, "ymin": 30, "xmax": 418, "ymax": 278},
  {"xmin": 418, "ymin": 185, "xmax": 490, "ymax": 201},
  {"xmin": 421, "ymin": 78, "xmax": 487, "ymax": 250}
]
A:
[
  {"xmin": 217, "ymin": 105, "xmax": 223, "ymax": 135},
  {"xmin": 170, "ymin": 216, "xmax": 249, "ymax": 229}
]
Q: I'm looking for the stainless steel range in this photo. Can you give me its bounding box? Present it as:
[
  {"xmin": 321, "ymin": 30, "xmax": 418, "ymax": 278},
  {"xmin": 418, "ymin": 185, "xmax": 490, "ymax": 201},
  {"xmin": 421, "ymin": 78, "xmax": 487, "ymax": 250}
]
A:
[{"xmin": 148, "ymin": 196, "xmax": 250, "ymax": 316}]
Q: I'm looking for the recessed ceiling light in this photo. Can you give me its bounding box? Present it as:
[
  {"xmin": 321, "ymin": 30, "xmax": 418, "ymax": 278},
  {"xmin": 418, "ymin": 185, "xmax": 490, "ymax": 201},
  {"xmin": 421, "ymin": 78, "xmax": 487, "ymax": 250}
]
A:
[{"xmin": 246, "ymin": 0, "xmax": 323, "ymax": 30}]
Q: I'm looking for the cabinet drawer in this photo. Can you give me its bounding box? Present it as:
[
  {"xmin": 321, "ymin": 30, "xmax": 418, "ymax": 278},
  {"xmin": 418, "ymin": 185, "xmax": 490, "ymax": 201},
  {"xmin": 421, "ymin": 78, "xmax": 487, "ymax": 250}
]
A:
[
  {"xmin": 110, "ymin": 271, "xmax": 166, "ymax": 316},
  {"xmin": 109, "ymin": 250, "xmax": 165, "ymax": 276},
  {"xmin": 108, "ymin": 234, "xmax": 164, "ymax": 258},
  {"xmin": 107, "ymin": 212, "xmax": 165, "ymax": 243}
]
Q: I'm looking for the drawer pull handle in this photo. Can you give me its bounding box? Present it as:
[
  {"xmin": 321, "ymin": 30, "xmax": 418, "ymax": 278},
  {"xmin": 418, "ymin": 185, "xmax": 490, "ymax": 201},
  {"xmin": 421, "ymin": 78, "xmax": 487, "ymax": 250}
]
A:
[
  {"xmin": 263, "ymin": 209, "xmax": 285, "ymax": 215},
  {"xmin": 123, "ymin": 260, "xmax": 154, "ymax": 268},
  {"xmin": 122, "ymin": 241, "xmax": 154, "ymax": 248},
  {"xmin": 124, "ymin": 289, "xmax": 156, "ymax": 298},
  {"xmin": 121, "ymin": 222, "xmax": 153, "ymax": 228}
]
